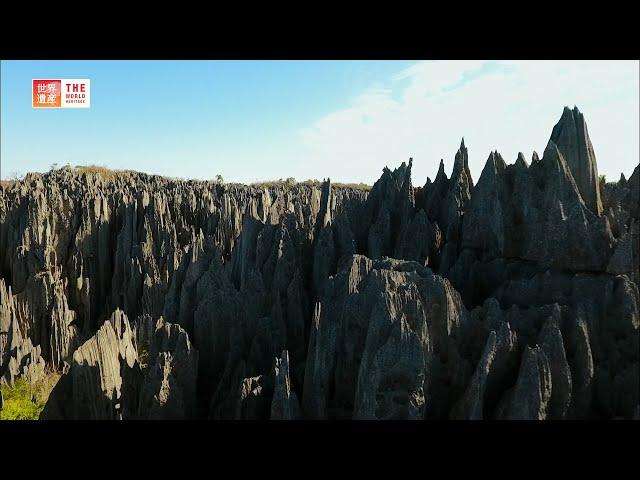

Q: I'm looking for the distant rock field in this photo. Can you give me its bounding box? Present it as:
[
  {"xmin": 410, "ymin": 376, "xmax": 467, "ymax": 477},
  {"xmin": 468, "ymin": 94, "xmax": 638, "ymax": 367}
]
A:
[{"xmin": 1, "ymin": 106, "xmax": 638, "ymax": 420}]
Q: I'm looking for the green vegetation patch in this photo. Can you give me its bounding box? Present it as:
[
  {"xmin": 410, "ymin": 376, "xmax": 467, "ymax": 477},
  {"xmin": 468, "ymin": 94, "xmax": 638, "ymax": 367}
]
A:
[
  {"xmin": 0, "ymin": 373, "xmax": 61, "ymax": 420},
  {"xmin": 0, "ymin": 379, "xmax": 44, "ymax": 420}
]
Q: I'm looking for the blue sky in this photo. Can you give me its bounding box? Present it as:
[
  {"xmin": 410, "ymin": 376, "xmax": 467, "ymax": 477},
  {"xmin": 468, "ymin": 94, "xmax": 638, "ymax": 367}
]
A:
[{"xmin": 1, "ymin": 60, "xmax": 638, "ymax": 185}]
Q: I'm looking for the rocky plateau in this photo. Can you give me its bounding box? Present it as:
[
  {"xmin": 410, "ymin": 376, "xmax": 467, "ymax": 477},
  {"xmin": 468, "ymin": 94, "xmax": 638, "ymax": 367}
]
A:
[{"xmin": 1, "ymin": 106, "xmax": 638, "ymax": 420}]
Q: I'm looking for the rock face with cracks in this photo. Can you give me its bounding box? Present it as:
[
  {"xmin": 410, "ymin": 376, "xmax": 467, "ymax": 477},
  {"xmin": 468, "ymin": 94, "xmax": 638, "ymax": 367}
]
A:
[{"xmin": 2, "ymin": 106, "xmax": 638, "ymax": 420}]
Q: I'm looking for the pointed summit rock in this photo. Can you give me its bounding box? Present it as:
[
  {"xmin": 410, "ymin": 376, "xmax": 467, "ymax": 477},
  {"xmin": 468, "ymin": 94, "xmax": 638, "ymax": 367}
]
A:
[
  {"xmin": 453, "ymin": 141, "xmax": 466, "ymax": 177},
  {"xmin": 515, "ymin": 152, "xmax": 528, "ymax": 169},
  {"xmin": 540, "ymin": 139, "xmax": 584, "ymax": 203},
  {"xmin": 357, "ymin": 160, "xmax": 416, "ymax": 260},
  {"xmin": 424, "ymin": 159, "xmax": 449, "ymax": 227},
  {"xmin": 619, "ymin": 172, "xmax": 626, "ymax": 185},
  {"xmin": 550, "ymin": 106, "xmax": 603, "ymax": 215},
  {"xmin": 461, "ymin": 151, "xmax": 507, "ymax": 256},
  {"xmin": 532, "ymin": 151, "xmax": 540, "ymax": 164},
  {"xmin": 435, "ymin": 159, "xmax": 447, "ymax": 183},
  {"xmin": 453, "ymin": 137, "xmax": 474, "ymax": 190}
]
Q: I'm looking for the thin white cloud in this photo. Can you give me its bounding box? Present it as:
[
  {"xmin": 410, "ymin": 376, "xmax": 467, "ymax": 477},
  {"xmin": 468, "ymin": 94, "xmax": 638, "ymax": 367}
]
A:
[{"xmin": 297, "ymin": 60, "xmax": 639, "ymax": 186}]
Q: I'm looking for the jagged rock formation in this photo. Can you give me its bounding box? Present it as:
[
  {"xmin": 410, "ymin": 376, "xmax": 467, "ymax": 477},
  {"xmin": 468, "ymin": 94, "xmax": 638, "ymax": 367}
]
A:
[
  {"xmin": 271, "ymin": 350, "xmax": 301, "ymax": 419},
  {"xmin": 1, "ymin": 106, "xmax": 638, "ymax": 420},
  {"xmin": 550, "ymin": 106, "xmax": 603, "ymax": 215},
  {"xmin": 137, "ymin": 317, "xmax": 198, "ymax": 419},
  {"xmin": 449, "ymin": 142, "xmax": 614, "ymax": 309},
  {"xmin": 41, "ymin": 310, "xmax": 199, "ymax": 419},
  {"xmin": 303, "ymin": 255, "xmax": 468, "ymax": 419}
]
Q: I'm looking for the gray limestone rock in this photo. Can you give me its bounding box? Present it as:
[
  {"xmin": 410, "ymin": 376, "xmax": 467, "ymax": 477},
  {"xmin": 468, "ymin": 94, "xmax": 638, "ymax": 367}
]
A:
[
  {"xmin": 304, "ymin": 255, "xmax": 467, "ymax": 419},
  {"xmin": 537, "ymin": 308, "xmax": 572, "ymax": 419},
  {"xmin": 451, "ymin": 319, "xmax": 518, "ymax": 420},
  {"xmin": 550, "ymin": 106, "xmax": 603, "ymax": 215},
  {"xmin": 506, "ymin": 346, "xmax": 552, "ymax": 420},
  {"xmin": 270, "ymin": 350, "xmax": 301, "ymax": 419},
  {"xmin": 137, "ymin": 317, "xmax": 198, "ymax": 419},
  {"xmin": 70, "ymin": 309, "xmax": 139, "ymax": 419}
]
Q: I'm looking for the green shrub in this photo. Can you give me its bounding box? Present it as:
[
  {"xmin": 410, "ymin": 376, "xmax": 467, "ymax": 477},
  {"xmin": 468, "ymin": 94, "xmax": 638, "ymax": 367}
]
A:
[
  {"xmin": 0, "ymin": 379, "xmax": 44, "ymax": 420},
  {"xmin": 0, "ymin": 372, "xmax": 61, "ymax": 420}
]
